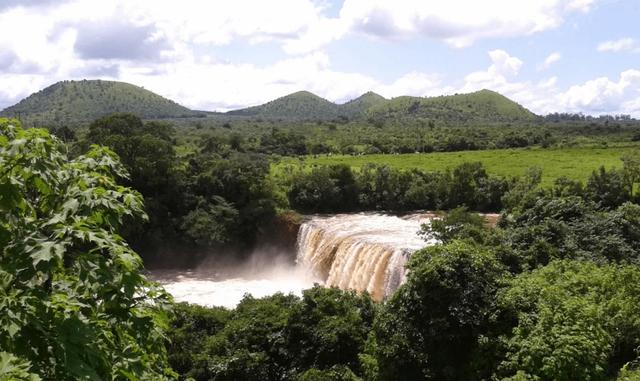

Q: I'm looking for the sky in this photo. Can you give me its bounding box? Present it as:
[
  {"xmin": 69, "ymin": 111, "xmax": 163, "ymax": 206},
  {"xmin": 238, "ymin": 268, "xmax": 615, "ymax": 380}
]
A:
[{"xmin": 0, "ymin": 0, "xmax": 639, "ymax": 116}]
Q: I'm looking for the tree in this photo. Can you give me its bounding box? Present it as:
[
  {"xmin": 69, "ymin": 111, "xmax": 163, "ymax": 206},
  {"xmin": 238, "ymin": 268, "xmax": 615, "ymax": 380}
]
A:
[
  {"xmin": 184, "ymin": 152, "xmax": 277, "ymax": 247},
  {"xmin": 200, "ymin": 293, "xmax": 300, "ymax": 381},
  {"xmin": 288, "ymin": 165, "xmax": 359, "ymax": 212},
  {"xmin": 420, "ymin": 206, "xmax": 488, "ymax": 244},
  {"xmin": 373, "ymin": 241, "xmax": 505, "ymax": 381},
  {"xmin": 0, "ymin": 119, "xmax": 174, "ymax": 379},
  {"xmin": 83, "ymin": 113, "xmax": 183, "ymax": 256},
  {"xmin": 501, "ymin": 167, "xmax": 543, "ymax": 213},
  {"xmin": 497, "ymin": 197, "xmax": 640, "ymax": 270},
  {"xmin": 296, "ymin": 366, "xmax": 362, "ymax": 381},
  {"xmin": 585, "ymin": 166, "xmax": 631, "ymax": 209},
  {"xmin": 493, "ymin": 260, "xmax": 640, "ymax": 381},
  {"xmin": 622, "ymin": 152, "xmax": 640, "ymax": 198},
  {"xmin": 285, "ymin": 287, "xmax": 375, "ymax": 375}
]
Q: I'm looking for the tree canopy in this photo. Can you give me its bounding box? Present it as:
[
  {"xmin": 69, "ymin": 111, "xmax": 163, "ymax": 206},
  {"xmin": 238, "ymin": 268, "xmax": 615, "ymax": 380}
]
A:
[{"xmin": 0, "ymin": 118, "xmax": 174, "ymax": 379}]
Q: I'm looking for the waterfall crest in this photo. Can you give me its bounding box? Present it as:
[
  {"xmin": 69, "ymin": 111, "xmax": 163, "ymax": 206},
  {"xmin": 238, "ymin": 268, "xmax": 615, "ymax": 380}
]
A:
[{"xmin": 296, "ymin": 213, "xmax": 435, "ymax": 300}]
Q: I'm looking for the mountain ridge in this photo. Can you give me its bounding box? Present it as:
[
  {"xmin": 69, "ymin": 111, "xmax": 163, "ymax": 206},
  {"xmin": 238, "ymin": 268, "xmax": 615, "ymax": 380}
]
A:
[{"xmin": 1, "ymin": 80, "xmax": 538, "ymax": 126}]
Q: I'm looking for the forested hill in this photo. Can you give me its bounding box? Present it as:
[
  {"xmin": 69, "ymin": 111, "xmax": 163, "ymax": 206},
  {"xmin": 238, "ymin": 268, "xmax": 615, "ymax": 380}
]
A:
[
  {"xmin": 0, "ymin": 80, "xmax": 198, "ymax": 127},
  {"xmin": 226, "ymin": 91, "xmax": 344, "ymax": 120},
  {"xmin": 366, "ymin": 89, "xmax": 537, "ymax": 125},
  {"xmin": 340, "ymin": 91, "xmax": 387, "ymax": 118},
  {"xmin": 227, "ymin": 89, "xmax": 537, "ymax": 123},
  {"xmin": 2, "ymin": 80, "xmax": 538, "ymax": 126},
  {"xmin": 227, "ymin": 90, "xmax": 388, "ymax": 120}
]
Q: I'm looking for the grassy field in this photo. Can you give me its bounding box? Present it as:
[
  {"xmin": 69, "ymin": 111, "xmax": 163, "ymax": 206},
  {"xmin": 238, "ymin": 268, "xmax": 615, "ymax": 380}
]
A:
[{"xmin": 273, "ymin": 144, "xmax": 640, "ymax": 187}]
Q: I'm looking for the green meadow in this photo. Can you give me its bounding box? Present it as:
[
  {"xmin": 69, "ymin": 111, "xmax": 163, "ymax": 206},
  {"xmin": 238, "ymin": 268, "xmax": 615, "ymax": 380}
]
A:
[{"xmin": 273, "ymin": 144, "xmax": 640, "ymax": 187}]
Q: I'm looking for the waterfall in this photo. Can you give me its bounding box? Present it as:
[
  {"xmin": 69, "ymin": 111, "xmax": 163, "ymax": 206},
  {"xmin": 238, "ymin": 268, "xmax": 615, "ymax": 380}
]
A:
[{"xmin": 296, "ymin": 213, "xmax": 436, "ymax": 300}]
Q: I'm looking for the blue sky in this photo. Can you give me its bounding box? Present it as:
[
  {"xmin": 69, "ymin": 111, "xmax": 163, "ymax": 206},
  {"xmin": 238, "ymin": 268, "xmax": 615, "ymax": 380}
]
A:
[{"xmin": 0, "ymin": 0, "xmax": 638, "ymax": 116}]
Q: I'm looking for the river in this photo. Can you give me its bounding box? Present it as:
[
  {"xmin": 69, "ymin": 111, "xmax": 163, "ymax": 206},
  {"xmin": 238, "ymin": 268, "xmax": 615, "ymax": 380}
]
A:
[{"xmin": 149, "ymin": 212, "xmax": 437, "ymax": 308}]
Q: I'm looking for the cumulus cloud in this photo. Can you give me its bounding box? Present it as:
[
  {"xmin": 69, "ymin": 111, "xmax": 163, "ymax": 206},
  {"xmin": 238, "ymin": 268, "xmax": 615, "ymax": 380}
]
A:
[
  {"xmin": 539, "ymin": 52, "xmax": 562, "ymax": 70},
  {"xmin": 456, "ymin": 49, "xmax": 640, "ymax": 117},
  {"xmin": 1, "ymin": 0, "xmax": 639, "ymax": 117},
  {"xmin": 73, "ymin": 19, "xmax": 169, "ymax": 60},
  {"xmin": 374, "ymin": 72, "xmax": 453, "ymax": 98},
  {"xmin": 558, "ymin": 70, "xmax": 640, "ymax": 113},
  {"xmin": 335, "ymin": 0, "xmax": 596, "ymax": 48},
  {"xmin": 597, "ymin": 38, "xmax": 638, "ymax": 53},
  {"xmin": 460, "ymin": 50, "xmax": 524, "ymax": 95}
]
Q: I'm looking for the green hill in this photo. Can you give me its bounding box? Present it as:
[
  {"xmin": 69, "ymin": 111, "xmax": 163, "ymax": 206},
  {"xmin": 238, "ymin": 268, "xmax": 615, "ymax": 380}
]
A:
[
  {"xmin": 226, "ymin": 89, "xmax": 536, "ymax": 124},
  {"xmin": 339, "ymin": 92, "xmax": 387, "ymax": 118},
  {"xmin": 3, "ymin": 82, "xmax": 538, "ymax": 127},
  {"xmin": 0, "ymin": 80, "xmax": 197, "ymax": 127},
  {"xmin": 226, "ymin": 91, "xmax": 343, "ymax": 120},
  {"xmin": 366, "ymin": 89, "xmax": 537, "ymax": 125}
]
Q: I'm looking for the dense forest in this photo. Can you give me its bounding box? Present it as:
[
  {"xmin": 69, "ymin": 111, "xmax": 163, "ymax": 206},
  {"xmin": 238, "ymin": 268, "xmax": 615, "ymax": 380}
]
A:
[
  {"xmin": 4, "ymin": 114, "xmax": 640, "ymax": 380},
  {"xmin": 3, "ymin": 80, "xmax": 640, "ymax": 380}
]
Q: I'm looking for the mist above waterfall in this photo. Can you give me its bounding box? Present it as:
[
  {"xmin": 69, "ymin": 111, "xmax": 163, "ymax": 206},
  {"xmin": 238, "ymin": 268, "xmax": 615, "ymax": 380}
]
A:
[
  {"xmin": 149, "ymin": 252, "xmax": 319, "ymax": 308},
  {"xmin": 151, "ymin": 212, "xmax": 437, "ymax": 308}
]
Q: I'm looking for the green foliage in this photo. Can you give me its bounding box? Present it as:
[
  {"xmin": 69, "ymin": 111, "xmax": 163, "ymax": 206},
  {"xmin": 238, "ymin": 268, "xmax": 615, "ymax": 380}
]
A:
[
  {"xmin": 86, "ymin": 113, "xmax": 178, "ymax": 194},
  {"xmin": 286, "ymin": 287, "xmax": 375, "ymax": 374},
  {"xmin": 228, "ymin": 91, "xmax": 345, "ymax": 121},
  {"xmin": 498, "ymin": 197, "xmax": 640, "ymax": 270},
  {"xmin": 286, "ymin": 162, "xmax": 510, "ymax": 213},
  {"xmin": 183, "ymin": 151, "xmax": 277, "ymax": 247},
  {"xmin": 340, "ymin": 92, "xmax": 387, "ymax": 119},
  {"xmin": 275, "ymin": 145, "xmax": 638, "ymax": 188},
  {"xmin": 81, "ymin": 113, "xmax": 185, "ymax": 256},
  {"xmin": 420, "ymin": 206, "xmax": 487, "ymax": 243},
  {"xmin": 373, "ymin": 241, "xmax": 505, "ymax": 381},
  {"xmin": 617, "ymin": 367, "xmax": 640, "ymax": 381},
  {"xmin": 179, "ymin": 196, "xmax": 240, "ymax": 245},
  {"xmin": 0, "ymin": 352, "xmax": 41, "ymax": 381},
  {"xmin": 585, "ymin": 166, "xmax": 632, "ymax": 209},
  {"xmin": 167, "ymin": 287, "xmax": 375, "ymax": 381},
  {"xmin": 500, "ymin": 167, "xmax": 543, "ymax": 213},
  {"xmin": 366, "ymin": 89, "xmax": 537, "ymax": 125},
  {"xmin": 81, "ymin": 113, "xmax": 278, "ymax": 261},
  {"xmin": 493, "ymin": 260, "xmax": 640, "ymax": 381},
  {"xmin": 260, "ymin": 128, "xmax": 308, "ymax": 155},
  {"xmin": 1, "ymin": 80, "xmax": 196, "ymax": 127},
  {"xmin": 288, "ymin": 165, "xmax": 359, "ymax": 212},
  {"xmin": 167, "ymin": 303, "xmax": 231, "ymax": 379},
  {"xmin": 0, "ymin": 118, "xmax": 174, "ymax": 379},
  {"xmin": 296, "ymin": 366, "xmax": 362, "ymax": 381}
]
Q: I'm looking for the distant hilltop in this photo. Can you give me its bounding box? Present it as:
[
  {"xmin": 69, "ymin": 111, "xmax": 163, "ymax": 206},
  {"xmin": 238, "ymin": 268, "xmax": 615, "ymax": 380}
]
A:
[
  {"xmin": 0, "ymin": 80, "xmax": 200, "ymax": 127},
  {"xmin": 1, "ymin": 79, "xmax": 537, "ymax": 127}
]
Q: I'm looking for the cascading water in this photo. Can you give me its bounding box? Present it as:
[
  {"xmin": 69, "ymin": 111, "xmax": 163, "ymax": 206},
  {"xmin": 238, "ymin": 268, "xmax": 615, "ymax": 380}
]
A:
[
  {"xmin": 296, "ymin": 213, "xmax": 436, "ymax": 300},
  {"xmin": 150, "ymin": 212, "xmax": 436, "ymax": 307}
]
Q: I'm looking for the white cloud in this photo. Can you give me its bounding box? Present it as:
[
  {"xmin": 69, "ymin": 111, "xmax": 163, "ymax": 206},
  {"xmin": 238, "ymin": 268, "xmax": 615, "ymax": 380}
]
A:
[
  {"xmin": 597, "ymin": 37, "xmax": 638, "ymax": 53},
  {"xmin": 374, "ymin": 72, "xmax": 453, "ymax": 98},
  {"xmin": 461, "ymin": 50, "xmax": 524, "ymax": 95},
  {"xmin": 456, "ymin": 49, "xmax": 640, "ymax": 117},
  {"xmin": 539, "ymin": 52, "xmax": 562, "ymax": 70},
  {"xmin": 557, "ymin": 70, "xmax": 640, "ymax": 113},
  {"xmin": 335, "ymin": 0, "xmax": 595, "ymax": 48},
  {"xmin": 114, "ymin": 52, "xmax": 380, "ymax": 111},
  {"xmin": 1, "ymin": 1, "xmax": 639, "ymax": 117}
]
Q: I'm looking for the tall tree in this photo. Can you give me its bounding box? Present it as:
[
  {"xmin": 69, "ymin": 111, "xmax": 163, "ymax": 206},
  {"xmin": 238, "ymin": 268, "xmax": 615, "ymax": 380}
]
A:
[{"xmin": 0, "ymin": 118, "xmax": 174, "ymax": 379}]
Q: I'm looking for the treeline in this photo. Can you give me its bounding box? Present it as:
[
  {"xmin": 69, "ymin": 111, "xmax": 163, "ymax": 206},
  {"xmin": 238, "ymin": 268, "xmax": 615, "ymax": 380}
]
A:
[
  {"xmin": 167, "ymin": 176, "xmax": 640, "ymax": 380},
  {"xmin": 175, "ymin": 115, "xmax": 640, "ymax": 157},
  {"xmin": 543, "ymin": 112, "xmax": 635, "ymax": 122},
  {"xmin": 54, "ymin": 112, "xmax": 640, "ymax": 267},
  {"xmin": 73, "ymin": 113, "xmax": 277, "ymax": 265},
  {"xmin": 284, "ymin": 158, "xmax": 638, "ymax": 215}
]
